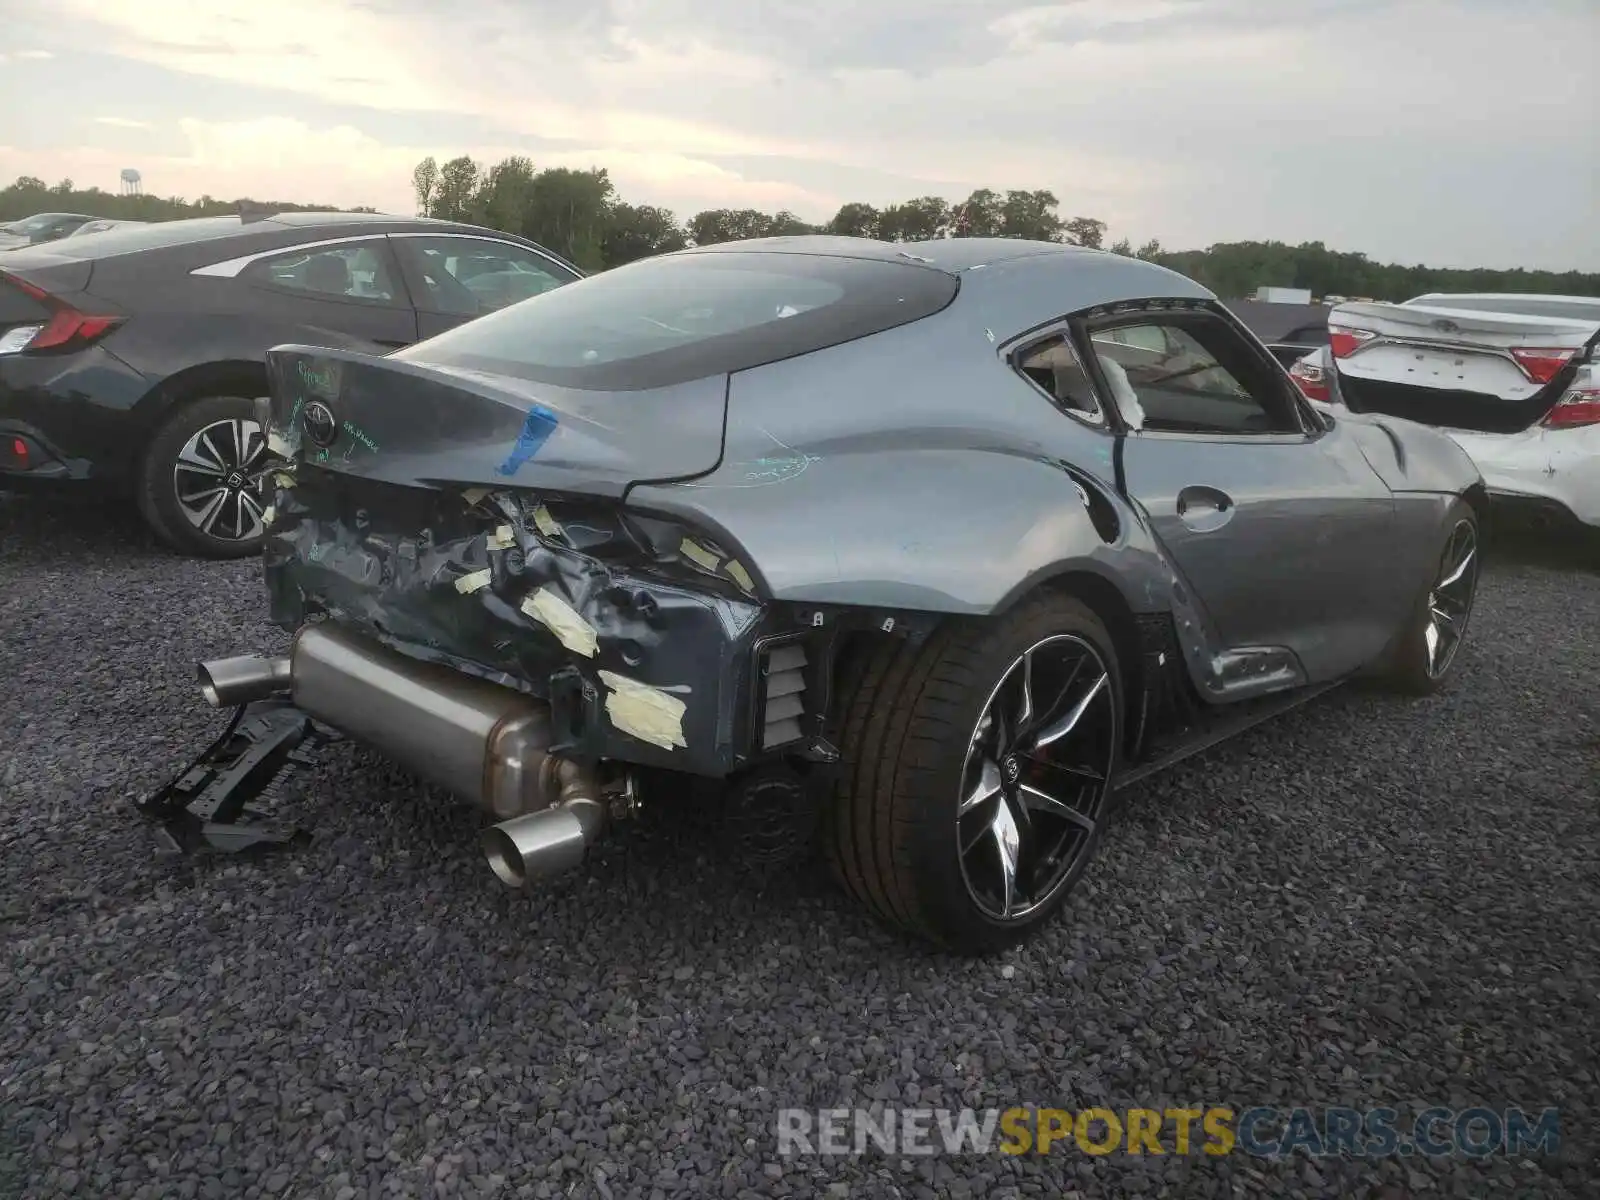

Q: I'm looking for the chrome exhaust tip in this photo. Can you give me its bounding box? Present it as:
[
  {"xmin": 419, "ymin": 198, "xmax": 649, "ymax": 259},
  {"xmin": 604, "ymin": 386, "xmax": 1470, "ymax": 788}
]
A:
[
  {"xmin": 482, "ymin": 789, "xmax": 606, "ymax": 888},
  {"xmin": 198, "ymin": 654, "xmax": 293, "ymax": 708}
]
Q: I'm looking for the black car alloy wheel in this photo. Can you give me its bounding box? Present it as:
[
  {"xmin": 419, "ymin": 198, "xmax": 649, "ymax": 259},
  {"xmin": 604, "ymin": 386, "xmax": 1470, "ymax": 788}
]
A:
[
  {"xmin": 957, "ymin": 632, "xmax": 1119, "ymax": 922},
  {"xmin": 172, "ymin": 418, "xmax": 270, "ymax": 543}
]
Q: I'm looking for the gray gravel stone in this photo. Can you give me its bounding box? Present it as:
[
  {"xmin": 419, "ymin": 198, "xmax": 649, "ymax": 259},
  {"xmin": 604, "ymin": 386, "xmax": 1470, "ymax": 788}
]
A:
[{"xmin": 0, "ymin": 497, "xmax": 1595, "ymax": 1198}]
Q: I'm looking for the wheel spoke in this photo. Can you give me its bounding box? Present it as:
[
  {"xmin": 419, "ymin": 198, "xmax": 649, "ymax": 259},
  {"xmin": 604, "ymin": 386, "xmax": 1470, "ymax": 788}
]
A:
[
  {"xmin": 1423, "ymin": 619, "xmax": 1442, "ymax": 673},
  {"xmin": 1013, "ymin": 648, "xmax": 1035, "ymax": 733},
  {"xmin": 1438, "ymin": 544, "xmax": 1475, "ymax": 594},
  {"xmin": 1022, "ymin": 752, "xmax": 1105, "ymax": 786},
  {"xmin": 187, "ymin": 487, "xmax": 229, "ymax": 533},
  {"xmin": 989, "ymin": 799, "xmax": 1022, "ymax": 918},
  {"xmin": 1030, "ymin": 671, "xmax": 1108, "ymax": 752},
  {"xmin": 960, "ymin": 758, "xmax": 1004, "ymax": 815},
  {"xmin": 176, "ymin": 438, "xmax": 227, "ymax": 479},
  {"xmin": 1018, "ymin": 782, "xmax": 1096, "ymax": 833}
]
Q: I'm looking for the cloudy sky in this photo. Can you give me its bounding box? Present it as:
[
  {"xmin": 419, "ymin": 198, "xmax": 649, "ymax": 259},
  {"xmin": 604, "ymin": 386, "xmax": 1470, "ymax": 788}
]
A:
[{"xmin": 0, "ymin": 0, "xmax": 1595, "ymax": 269}]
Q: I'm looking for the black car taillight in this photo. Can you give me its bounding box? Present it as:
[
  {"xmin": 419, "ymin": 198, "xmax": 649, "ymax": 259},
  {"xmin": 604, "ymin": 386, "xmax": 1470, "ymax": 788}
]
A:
[{"xmin": 0, "ymin": 272, "xmax": 123, "ymax": 356}]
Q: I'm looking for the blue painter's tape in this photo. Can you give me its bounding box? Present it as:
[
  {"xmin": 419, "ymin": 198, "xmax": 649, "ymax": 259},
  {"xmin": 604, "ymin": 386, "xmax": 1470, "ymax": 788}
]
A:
[{"xmin": 495, "ymin": 404, "xmax": 558, "ymax": 477}]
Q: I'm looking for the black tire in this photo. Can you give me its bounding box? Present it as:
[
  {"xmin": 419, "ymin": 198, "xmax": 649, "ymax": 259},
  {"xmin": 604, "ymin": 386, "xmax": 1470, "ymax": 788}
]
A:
[
  {"xmin": 1378, "ymin": 500, "xmax": 1480, "ymax": 696},
  {"xmin": 826, "ymin": 593, "xmax": 1123, "ymax": 955},
  {"xmin": 138, "ymin": 395, "xmax": 271, "ymax": 559}
]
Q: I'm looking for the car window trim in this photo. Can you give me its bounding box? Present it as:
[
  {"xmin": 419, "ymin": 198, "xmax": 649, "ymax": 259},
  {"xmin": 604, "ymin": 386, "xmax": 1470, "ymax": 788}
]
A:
[
  {"xmin": 1072, "ymin": 305, "xmax": 1315, "ymax": 440},
  {"xmin": 237, "ymin": 237, "xmax": 411, "ymax": 311}
]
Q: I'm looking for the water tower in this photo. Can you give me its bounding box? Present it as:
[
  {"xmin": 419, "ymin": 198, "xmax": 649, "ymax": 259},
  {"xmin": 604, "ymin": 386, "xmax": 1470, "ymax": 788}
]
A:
[{"xmin": 120, "ymin": 168, "xmax": 142, "ymax": 196}]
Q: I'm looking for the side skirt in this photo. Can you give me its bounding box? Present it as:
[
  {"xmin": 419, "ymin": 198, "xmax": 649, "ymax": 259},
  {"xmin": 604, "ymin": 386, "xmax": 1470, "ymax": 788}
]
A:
[{"xmin": 1115, "ymin": 679, "xmax": 1342, "ymax": 791}]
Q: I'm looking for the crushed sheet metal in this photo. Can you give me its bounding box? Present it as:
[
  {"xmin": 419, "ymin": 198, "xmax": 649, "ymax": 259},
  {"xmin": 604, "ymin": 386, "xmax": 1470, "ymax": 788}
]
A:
[
  {"xmin": 462, "ymin": 487, "xmax": 492, "ymax": 507},
  {"xmin": 679, "ymin": 537, "xmax": 721, "ymax": 571},
  {"xmin": 489, "ymin": 524, "xmax": 517, "ymax": 550},
  {"xmin": 599, "ymin": 670, "xmax": 688, "ymax": 750},
  {"xmin": 274, "ymin": 472, "xmax": 296, "ymax": 488},
  {"xmin": 267, "ymin": 432, "xmax": 296, "ymax": 458},
  {"xmin": 261, "ymin": 505, "xmax": 276, "ymax": 528},
  {"xmin": 725, "ymin": 559, "xmax": 756, "ymax": 595},
  {"xmin": 261, "ymin": 473, "xmax": 769, "ymax": 775},
  {"xmin": 454, "ymin": 567, "xmax": 492, "ymax": 595},
  {"xmin": 521, "ymin": 588, "xmax": 599, "ymax": 658}
]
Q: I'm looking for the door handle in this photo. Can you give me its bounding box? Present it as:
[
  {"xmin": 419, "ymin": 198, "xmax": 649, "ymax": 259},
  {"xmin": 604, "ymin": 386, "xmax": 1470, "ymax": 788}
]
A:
[
  {"xmin": 374, "ymin": 339, "xmax": 411, "ymax": 349},
  {"xmin": 1176, "ymin": 485, "xmax": 1235, "ymax": 533}
]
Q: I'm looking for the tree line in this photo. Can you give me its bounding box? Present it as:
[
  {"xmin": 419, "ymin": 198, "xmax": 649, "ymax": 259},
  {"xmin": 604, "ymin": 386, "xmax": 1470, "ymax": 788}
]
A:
[{"xmin": 5, "ymin": 166, "xmax": 1596, "ymax": 302}]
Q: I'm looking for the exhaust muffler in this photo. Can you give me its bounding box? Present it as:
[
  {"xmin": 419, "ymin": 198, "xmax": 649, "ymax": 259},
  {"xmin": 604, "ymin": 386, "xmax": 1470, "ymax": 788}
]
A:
[{"xmin": 195, "ymin": 624, "xmax": 606, "ymax": 884}]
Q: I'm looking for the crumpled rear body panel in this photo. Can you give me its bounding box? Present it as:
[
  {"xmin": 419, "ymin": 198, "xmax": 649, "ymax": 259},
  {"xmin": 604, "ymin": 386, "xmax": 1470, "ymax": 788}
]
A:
[{"xmin": 264, "ymin": 466, "xmax": 772, "ymax": 777}]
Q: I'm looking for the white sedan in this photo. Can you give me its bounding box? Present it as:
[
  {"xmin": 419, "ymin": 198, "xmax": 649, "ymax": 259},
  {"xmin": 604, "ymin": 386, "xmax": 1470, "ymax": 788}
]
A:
[{"xmin": 1288, "ymin": 293, "xmax": 1600, "ymax": 532}]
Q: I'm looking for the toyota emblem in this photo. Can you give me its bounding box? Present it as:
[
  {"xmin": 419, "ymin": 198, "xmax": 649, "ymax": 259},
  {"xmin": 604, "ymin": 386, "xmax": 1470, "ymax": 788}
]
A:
[{"xmin": 302, "ymin": 400, "xmax": 339, "ymax": 448}]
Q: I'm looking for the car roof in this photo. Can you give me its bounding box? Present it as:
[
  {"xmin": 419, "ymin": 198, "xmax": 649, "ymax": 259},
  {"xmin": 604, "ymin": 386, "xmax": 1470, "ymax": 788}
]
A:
[{"xmin": 681, "ymin": 234, "xmax": 1092, "ymax": 274}]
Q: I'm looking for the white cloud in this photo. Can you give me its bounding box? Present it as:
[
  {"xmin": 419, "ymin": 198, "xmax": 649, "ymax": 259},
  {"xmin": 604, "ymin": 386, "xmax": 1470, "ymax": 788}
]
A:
[
  {"xmin": 0, "ymin": 116, "xmax": 834, "ymax": 219},
  {"xmin": 14, "ymin": 0, "xmax": 1600, "ymax": 268}
]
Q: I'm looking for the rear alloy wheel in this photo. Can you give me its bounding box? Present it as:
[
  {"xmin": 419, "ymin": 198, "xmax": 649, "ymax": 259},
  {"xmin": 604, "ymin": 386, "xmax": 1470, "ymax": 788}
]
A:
[
  {"xmin": 828, "ymin": 594, "xmax": 1122, "ymax": 954},
  {"xmin": 1382, "ymin": 502, "xmax": 1480, "ymax": 695},
  {"xmin": 139, "ymin": 395, "xmax": 272, "ymax": 559}
]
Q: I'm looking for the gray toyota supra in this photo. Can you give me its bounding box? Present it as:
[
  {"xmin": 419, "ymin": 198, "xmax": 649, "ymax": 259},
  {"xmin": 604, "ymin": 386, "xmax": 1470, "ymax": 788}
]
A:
[{"xmin": 143, "ymin": 236, "xmax": 1486, "ymax": 954}]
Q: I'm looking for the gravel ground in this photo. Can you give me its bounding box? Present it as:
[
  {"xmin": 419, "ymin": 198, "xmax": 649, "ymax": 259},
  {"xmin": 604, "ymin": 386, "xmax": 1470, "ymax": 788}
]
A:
[{"xmin": 1, "ymin": 493, "xmax": 1596, "ymax": 1200}]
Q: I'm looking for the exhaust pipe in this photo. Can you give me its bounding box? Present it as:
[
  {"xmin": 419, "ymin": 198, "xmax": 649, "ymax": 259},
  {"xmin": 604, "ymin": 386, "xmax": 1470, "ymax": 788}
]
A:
[
  {"xmin": 199, "ymin": 654, "xmax": 292, "ymax": 707},
  {"xmin": 195, "ymin": 624, "xmax": 606, "ymax": 881},
  {"xmin": 481, "ymin": 759, "xmax": 606, "ymax": 887}
]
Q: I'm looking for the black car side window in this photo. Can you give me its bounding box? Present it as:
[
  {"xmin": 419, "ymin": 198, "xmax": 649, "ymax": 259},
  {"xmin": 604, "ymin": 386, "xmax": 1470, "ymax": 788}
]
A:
[
  {"xmin": 1086, "ymin": 316, "xmax": 1302, "ymax": 436},
  {"xmin": 1013, "ymin": 333, "xmax": 1105, "ymax": 426},
  {"xmin": 245, "ymin": 243, "xmax": 399, "ymax": 303},
  {"xmin": 395, "ymin": 236, "xmax": 577, "ymax": 318}
]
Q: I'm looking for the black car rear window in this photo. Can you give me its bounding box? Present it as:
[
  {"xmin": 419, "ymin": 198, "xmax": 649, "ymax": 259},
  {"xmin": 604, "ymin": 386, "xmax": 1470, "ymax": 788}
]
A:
[{"xmin": 396, "ymin": 250, "xmax": 959, "ymax": 390}]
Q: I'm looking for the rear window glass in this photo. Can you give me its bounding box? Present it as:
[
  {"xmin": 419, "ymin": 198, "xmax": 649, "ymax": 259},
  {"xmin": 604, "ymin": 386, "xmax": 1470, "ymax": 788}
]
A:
[
  {"xmin": 1405, "ymin": 295, "xmax": 1600, "ymax": 322},
  {"xmin": 29, "ymin": 217, "xmax": 257, "ymax": 259},
  {"xmin": 396, "ymin": 250, "xmax": 959, "ymax": 390}
]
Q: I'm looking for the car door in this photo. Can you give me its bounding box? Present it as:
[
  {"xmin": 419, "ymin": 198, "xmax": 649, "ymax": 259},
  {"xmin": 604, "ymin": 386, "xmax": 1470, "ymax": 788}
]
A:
[
  {"xmin": 388, "ymin": 233, "xmax": 581, "ymax": 340},
  {"xmin": 238, "ymin": 238, "xmax": 419, "ymax": 349},
  {"xmin": 1079, "ymin": 306, "xmax": 1406, "ymax": 681}
]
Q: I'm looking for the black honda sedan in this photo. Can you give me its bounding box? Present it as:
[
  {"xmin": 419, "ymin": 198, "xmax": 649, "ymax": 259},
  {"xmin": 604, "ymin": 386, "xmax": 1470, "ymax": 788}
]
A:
[{"xmin": 0, "ymin": 212, "xmax": 581, "ymax": 556}]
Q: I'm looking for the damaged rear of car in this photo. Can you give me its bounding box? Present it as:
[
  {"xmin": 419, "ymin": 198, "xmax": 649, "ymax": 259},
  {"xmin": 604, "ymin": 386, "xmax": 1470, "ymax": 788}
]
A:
[{"xmin": 196, "ymin": 247, "xmax": 961, "ymax": 885}]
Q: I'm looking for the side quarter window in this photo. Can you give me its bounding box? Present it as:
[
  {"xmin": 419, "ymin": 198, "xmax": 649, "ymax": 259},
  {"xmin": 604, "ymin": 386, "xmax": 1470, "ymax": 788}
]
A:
[
  {"xmin": 1086, "ymin": 315, "xmax": 1305, "ymax": 436},
  {"xmin": 394, "ymin": 236, "xmax": 578, "ymax": 318},
  {"xmin": 1012, "ymin": 332, "xmax": 1105, "ymax": 426},
  {"xmin": 242, "ymin": 240, "xmax": 402, "ymax": 305}
]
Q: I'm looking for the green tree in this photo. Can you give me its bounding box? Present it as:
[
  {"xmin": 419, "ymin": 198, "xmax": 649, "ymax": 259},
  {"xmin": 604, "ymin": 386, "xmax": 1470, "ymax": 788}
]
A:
[
  {"xmin": 517, "ymin": 167, "xmax": 615, "ymax": 269},
  {"xmin": 826, "ymin": 202, "xmax": 881, "ymax": 239},
  {"xmin": 688, "ymin": 208, "xmax": 775, "ymax": 244},
  {"xmin": 602, "ymin": 202, "xmax": 688, "ymax": 267},
  {"xmin": 411, "ymin": 157, "xmax": 439, "ymax": 217},
  {"xmin": 1000, "ymin": 189, "xmax": 1064, "ymax": 241},
  {"xmin": 951, "ymin": 189, "xmax": 1004, "ymax": 237},
  {"xmin": 1061, "ymin": 217, "xmax": 1107, "ymax": 249},
  {"xmin": 878, "ymin": 196, "xmax": 951, "ymax": 242},
  {"xmin": 431, "ymin": 156, "xmax": 482, "ymax": 222}
]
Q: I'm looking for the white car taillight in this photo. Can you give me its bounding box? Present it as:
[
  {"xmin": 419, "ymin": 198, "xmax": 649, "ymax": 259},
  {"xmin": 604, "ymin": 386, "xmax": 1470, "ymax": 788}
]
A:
[
  {"xmin": 1542, "ymin": 388, "xmax": 1600, "ymax": 430},
  {"xmin": 1288, "ymin": 357, "xmax": 1330, "ymax": 403},
  {"xmin": 1328, "ymin": 325, "xmax": 1376, "ymax": 358}
]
